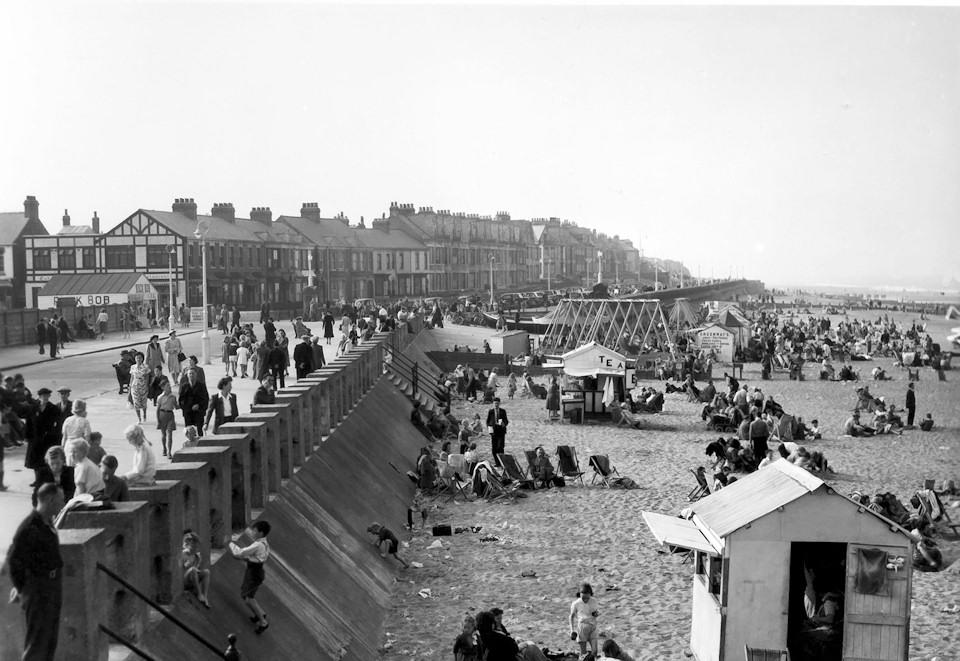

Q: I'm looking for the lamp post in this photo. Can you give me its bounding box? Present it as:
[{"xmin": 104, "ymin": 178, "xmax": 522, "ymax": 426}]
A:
[
  {"xmin": 166, "ymin": 244, "xmax": 177, "ymax": 330},
  {"xmin": 195, "ymin": 220, "xmax": 210, "ymax": 365},
  {"xmin": 546, "ymin": 258, "xmax": 554, "ymax": 292},
  {"xmin": 488, "ymin": 253, "xmax": 495, "ymax": 308}
]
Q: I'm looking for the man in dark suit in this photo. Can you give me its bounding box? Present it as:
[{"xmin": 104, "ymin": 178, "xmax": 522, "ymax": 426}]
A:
[
  {"xmin": 178, "ymin": 367, "xmax": 209, "ymax": 433},
  {"xmin": 486, "ymin": 398, "xmax": 509, "ymax": 461},
  {"xmin": 35, "ymin": 319, "xmax": 47, "ymax": 355},
  {"xmin": 293, "ymin": 335, "xmax": 314, "ymax": 380},
  {"xmin": 263, "ymin": 317, "xmax": 277, "ymax": 348},
  {"xmin": 267, "ymin": 342, "xmax": 287, "ymax": 389},
  {"xmin": 45, "ymin": 319, "xmax": 60, "ymax": 359},
  {"xmin": 179, "ymin": 356, "xmax": 206, "ymax": 388},
  {"xmin": 204, "ymin": 376, "xmax": 238, "ymax": 435},
  {"xmin": 56, "ymin": 387, "xmax": 73, "ymax": 425}
]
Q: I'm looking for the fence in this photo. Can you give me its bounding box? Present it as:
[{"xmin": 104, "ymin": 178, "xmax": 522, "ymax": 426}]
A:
[{"xmin": 0, "ymin": 304, "xmax": 131, "ymax": 348}]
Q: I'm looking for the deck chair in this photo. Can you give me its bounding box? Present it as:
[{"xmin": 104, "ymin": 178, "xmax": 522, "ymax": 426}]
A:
[
  {"xmin": 744, "ymin": 644, "xmax": 790, "ymax": 661},
  {"xmin": 498, "ymin": 453, "xmax": 535, "ymax": 489},
  {"xmin": 433, "ymin": 454, "xmax": 470, "ymax": 502},
  {"xmin": 589, "ymin": 455, "xmax": 621, "ymax": 487},
  {"xmin": 617, "ymin": 407, "xmax": 642, "ymax": 429},
  {"xmin": 777, "ymin": 414, "xmax": 795, "ymax": 441},
  {"xmin": 472, "ymin": 461, "xmax": 519, "ymax": 503},
  {"xmin": 556, "ymin": 445, "xmax": 585, "ymax": 486},
  {"xmin": 916, "ymin": 487, "xmax": 960, "ymax": 535},
  {"xmin": 688, "ymin": 467, "xmax": 710, "ymax": 501}
]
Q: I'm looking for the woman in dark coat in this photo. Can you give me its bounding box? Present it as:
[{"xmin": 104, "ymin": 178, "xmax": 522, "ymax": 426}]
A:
[
  {"xmin": 545, "ymin": 377, "xmax": 561, "ymax": 419},
  {"xmin": 322, "ymin": 311, "xmax": 335, "ymax": 344},
  {"xmin": 26, "ymin": 388, "xmax": 62, "ymax": 485},
  {"xmin": 32, "ymin": 445, "xmax": 75, "ymax": 506}
]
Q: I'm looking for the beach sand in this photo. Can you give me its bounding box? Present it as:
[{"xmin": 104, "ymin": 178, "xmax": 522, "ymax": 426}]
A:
[{"xmin": 379, "ymin": 310, "xmax": 960, "ymax": 661}]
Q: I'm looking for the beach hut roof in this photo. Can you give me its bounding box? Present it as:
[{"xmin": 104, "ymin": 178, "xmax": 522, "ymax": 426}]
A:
[
  {"xmin": 715, "ymin": 309, "xmax": 744, "ymax": 328},
  {"xmin": 561, "ymin": 341, "xmax": 627, "ymax": 377},
  {"xmin": 686, "ymin": 461, "xmax": 916, "ymax": 541}
]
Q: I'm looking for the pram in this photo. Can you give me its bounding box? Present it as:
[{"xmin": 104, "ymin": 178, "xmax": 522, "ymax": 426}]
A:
[{"xmin": 707, "ymin": 413, "xmax": 736, "ymax": 433}]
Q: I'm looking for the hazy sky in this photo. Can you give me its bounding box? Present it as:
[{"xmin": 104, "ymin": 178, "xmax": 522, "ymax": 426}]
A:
[{"xmin": 2, "ymin": 2, "xmax": 959, "ymax": 290}]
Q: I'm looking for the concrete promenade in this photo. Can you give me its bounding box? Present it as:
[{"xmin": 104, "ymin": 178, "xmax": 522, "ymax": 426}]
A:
[{"xmin": 0, "ymin": 322, "xmax": 344, "ymax": 561}]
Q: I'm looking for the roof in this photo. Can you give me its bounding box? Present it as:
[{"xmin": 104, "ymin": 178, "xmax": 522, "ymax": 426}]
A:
[
  {"xmin": 277, "ymin": 216, "xmax": 358, "ymax": 247},
  {"xmin": 687, "ymin": 460, "xmax": 823, "ymax": 537},
  {"xmin": 58, "ymin": 226, "xmax": 95, "ymax": 235},
  {"xmin": 353, "ymin": 227, "xmax": 426, "ymax": 250},
  {"xmin": 38, "ymin": 273, "xmax": 151, "ymax": 297},
  {"xmin": 140, "ymin": 210, "xmax": 260, "ymax": 242},
  {"xmin": 0, "ymin": 212, "xmax": 45, "ymax": 243}
]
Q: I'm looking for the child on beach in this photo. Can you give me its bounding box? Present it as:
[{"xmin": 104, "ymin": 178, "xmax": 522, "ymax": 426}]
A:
[
  {"xmin": 919, "ymin": 413, "xmax": 934, "ymax": 431},
  {"xmin": 237, "ymin": 340, "xmax": 250, "ymax": 379},
  {"xmin": 407, "ymin": 491, "xmax": 427, "ymax": 530},
  {"xmin": 182, "ymin": 425, "xmax": 200, "ymax": 450},
  {"xmin": 452, "ymin": 615, "xmax": 479, "ymax": 661},
  {"xmin": 229, "ymin": 520, "xmax": 271, "ymax": 634},
  {"xmin": 570, "ymin": 582, "xmax": 600, "ymax": 660},
  {"xmin": 507, "ymin": 373, "xmax": 517, "ymax": 400},
  {"xmin": 181, "ymin": 531, "xmax": 210, "ymax": 608},
  {"xmin": 156, "ymin": 380, "xmax": 179, "ymax": 457},
  {"xmin": 367, "ymin": 522, "xmax": 409, "ymax": 568}
]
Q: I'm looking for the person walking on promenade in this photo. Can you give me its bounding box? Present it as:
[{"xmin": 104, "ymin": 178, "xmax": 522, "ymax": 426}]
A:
[
  {"xmin": 96, "ymin": 308, "xmax": 109, "ymax": 340},
  {"xmin": 322, "ymin": 309, "xmax": 335, "ymax": 345},
  {"xmin": 145, "ymin": 334, "xmax": 164, "ymax": 373},
  {"xmin": 45, "ymin": 319, "xmax": 59, "ymax": 360},
  {"xmin": 6, "ymin": 483, "xmax": 65, "ymax": 661},
  {"xmin": 204, "ymin": 377, "xmax": 238, "ymax": 435},
  {"xmin": 310, "ymin": 336, "xmax": 326, "ymax": 372},
  {"xmin": 486, "ymin": 397, "xmax": 509, "ymax": 461},
  {"xmin": 293, "ymin": 335, "xmax": 314, "ymax": 380},
  {"xmin": 178, "ymin": 368, "xmax": 209, "ymax": 436},
  {"xmin": 130, "ymin": 353, "xmax": 151, "ymax": 423},
  {"xmin": 259, "ymin": 301, "xmax": 270, "ymax": 325},
  {"xmin": 905, "ymin": 382, "xmax": 917, "ymax": 427},
  {"xmin": 156, "ymin": 380, "xmax": 178, "ymax": 457},
  {"xmin": 229, "ymin": 520, "xmax": 272, "ymax": 635},
  {"xmin": 164, "ymin": 330, "xmax": 184, "ymax": 384},
  {"xmin": 35, "ymin": 318, "xmax": 46, "ymax": 355},
  {"xmin": 26, "ymin": 388, "xmax": 60, "ymax": 486}
]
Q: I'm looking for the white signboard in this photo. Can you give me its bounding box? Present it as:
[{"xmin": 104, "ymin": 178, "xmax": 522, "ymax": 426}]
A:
[{"xmin": 698, "ymin": 325, "xmax": 735, "ymax": 362}]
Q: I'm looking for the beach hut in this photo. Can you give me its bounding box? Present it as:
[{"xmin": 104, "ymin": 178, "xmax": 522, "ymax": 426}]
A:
[
  {"xmin": 643, "ymin": 461, "xmax": 915, "ymax": 661},
  {"xmin": 560, "ymin": 341, "xmax": 627, "ymax": 415}
]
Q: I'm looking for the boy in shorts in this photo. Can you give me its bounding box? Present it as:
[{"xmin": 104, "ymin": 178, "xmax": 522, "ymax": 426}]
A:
[
  {"xmin": 229, "ymin": 520, "xmax": 271, "ymax": 634},
  {"xmin": 367, "ymin": 522, "xmax": 409, "ymax": 568},
  {"xmin": 570, "ymin": 582, "xmax": 600, "ymax": 659}
]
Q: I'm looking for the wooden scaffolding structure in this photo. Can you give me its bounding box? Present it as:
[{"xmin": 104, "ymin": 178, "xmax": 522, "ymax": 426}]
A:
[{"xmin": 540, "ymin": 298, "xmax": 674, "ymax": 357}]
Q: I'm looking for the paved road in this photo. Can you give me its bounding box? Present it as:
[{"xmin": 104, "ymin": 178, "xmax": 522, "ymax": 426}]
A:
[{"xmin": 0, "ymin": 325, "xmax": 345, "ymax": 560}]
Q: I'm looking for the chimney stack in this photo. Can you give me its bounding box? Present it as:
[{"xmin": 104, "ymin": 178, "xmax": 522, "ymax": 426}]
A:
[
  {"xmin": 92, "ymin": 212, "xmax": 100, "ymax": 233},
  {"xmin": 172, "ymin": 197, "xmax": 198, "ymax": 221},
  {"xmin": 335, "ymin": 211, "xmax": 349, "ymax": 226},
  {"xmin": 250, "ymin": 206, "xmax": 273, "ymax": 225},
  {"xmin": 373, "ymin": 218, "xmax": 390, "ymax": 233},
  {"xmin": 211, "ymin": 202, "xmax": 236, "ymax": 223},
  {"xmin": 62, "ymin": 209, "xmax": 71, "ymax": 227},
  {"xmin": 300, "ymin": 202, "xmax": 321, "ymax": 221},
  {"xmin": 23, "ymin": 196, "xmax": 39, "ymax": 221}
]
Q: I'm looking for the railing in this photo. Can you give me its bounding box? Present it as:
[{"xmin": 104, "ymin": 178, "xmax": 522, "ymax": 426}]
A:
[
  {"xmin": 96, "ymin": 562, "xmax": 234, "ymax": 659},
  {"xmin": 385, "ymin": 347, "xmax": 446, "ymax": 408}
]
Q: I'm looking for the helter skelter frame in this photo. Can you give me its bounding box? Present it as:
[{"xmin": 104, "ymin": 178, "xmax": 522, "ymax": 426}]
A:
[{"xmin": 540, "ymin": 298, "xmax": 675, "ymax": 358}]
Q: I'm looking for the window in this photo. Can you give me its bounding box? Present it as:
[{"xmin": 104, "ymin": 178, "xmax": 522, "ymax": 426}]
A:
[
  {"xmin": 219, "ymin": 245, "xmax": 226, "ymax": 268},
  {"xmin": 57, "ymin": 248, "xmax": 76, "ymax": 270},
  {"xmin": 105, "ymin": 246, "xmax": 135, "ymax": 268},
  {"xmin": 351, "ymin": 253, "xmax": 358, "ymax": 271},
  {"xmin": 399, "ymin": 252, "xmax": 404, "ymax": 270},
  {"xmin": 271, "ymin": 249, "xmax": 280, "ymax": 268},
  {"xmin": 0, "ymin": 248, "xmax": 5, "ymax": 273},
  {"xmin": 188, "ymin": 244, "xmax": 196, "ymax": 267},
  {"xmin": 33, "ymin": 249, "xmax": 51, "ymax": 270},
  {"xmin": 376, "ymin": 253, "xmax": 382, "ymax": 271},
  {"xmin": 147, "ymin": 245, "xmax": 176, "ymax": 268}
]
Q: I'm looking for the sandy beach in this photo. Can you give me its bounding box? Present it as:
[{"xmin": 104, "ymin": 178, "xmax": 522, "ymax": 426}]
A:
[{"xmin": 378, "ymin": 309, "xmax": 960, "ymax": 661}]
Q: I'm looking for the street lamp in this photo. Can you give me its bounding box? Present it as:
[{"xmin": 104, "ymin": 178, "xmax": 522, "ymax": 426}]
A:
[
  {"xmin": 194, "ymin": 220, "xmax": 210, "ymax": 365},
  {"xmin": 167, "ymin": 244, "xmax": 177, "ymax": 330},
  {"xmin": 488, "ymin": 253, "xmax": 495, "ymax": 307},
  {"xmin": 546, "ymin": 258, "xmax": 554, "ymax": 292}
]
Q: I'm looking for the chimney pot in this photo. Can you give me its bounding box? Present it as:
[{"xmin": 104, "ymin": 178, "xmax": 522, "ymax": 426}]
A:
[
  {"xmin": 92, "ymin": 212, "xmax": 100, "ymax": 233},
  {"xmin": 23, "ymin": 196, "xmax": 40, "ymax": 222},
  {"xmin": 172, "ymin": 197, "xmax": 198, "ymax": 221}
]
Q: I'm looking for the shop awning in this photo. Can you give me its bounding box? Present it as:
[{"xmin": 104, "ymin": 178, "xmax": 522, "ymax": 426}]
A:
[
  {"xmin": 560, "ymin": 341, "xmax": 627, "ymax": 378},
  {"xmin": 642, "ymin": 511, "xmax": 717, "ymax": 555}
]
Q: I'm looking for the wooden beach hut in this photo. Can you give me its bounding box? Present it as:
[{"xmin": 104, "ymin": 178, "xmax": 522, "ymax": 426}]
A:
[{"xmin": 643, "ymin": 461, "xmax": 915, "ymax": 661}]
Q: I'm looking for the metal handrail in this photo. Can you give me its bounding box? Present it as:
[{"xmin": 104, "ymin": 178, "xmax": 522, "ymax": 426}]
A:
[
  {"xmin": 99, "ymin": 624, "xmax": 159, "ymax": 661},
  {"xmin": 96, "ymin": 562, "xmax": 227, "ymax": 658},
  {"xmin": 386, "ymin": 356, "xmax": 447, "ymax": 405}
]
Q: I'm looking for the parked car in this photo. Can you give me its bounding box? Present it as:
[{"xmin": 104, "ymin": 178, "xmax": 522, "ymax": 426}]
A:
[
  {"xmin": 499, "ymin": 293, "xmax": 525, "ymax": 309},
  {"xmin": 354, "ymin": 298, "xmax": 378, "ymax": 312}
]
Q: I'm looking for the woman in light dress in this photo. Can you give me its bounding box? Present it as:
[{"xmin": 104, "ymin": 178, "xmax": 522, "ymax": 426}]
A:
[
  {"xmin": 61, "ymin": 399, "xmax": 92, "ymax": 465},
  {"xmin": 124, "ymin": 424, "xmax": 157, "ymax": 486},
  {"xmin": 129, "ymin": 352, "xmax": 151, "ymax": 423},
  {"xmin": 164, "ymin": 330, "xmax": 184, "ymax": 383}
]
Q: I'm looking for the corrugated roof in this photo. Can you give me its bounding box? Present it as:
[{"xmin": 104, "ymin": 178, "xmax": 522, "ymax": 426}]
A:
[
  {"xmin": 58, "ymin": 226, "xmax": 95, "ymax": 235},
  {"xmin": 688, "ymin": 461, "xmax": 823, "ymax": 537},
  {"xmin": 38, "ymin": 273, "xmax": 148, "ymax": 297}
]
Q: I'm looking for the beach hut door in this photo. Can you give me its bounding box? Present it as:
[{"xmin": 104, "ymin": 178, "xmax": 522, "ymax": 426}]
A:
[{"xmin": 842, "ymin": 543, "xmax": 910, "ymax": 661}]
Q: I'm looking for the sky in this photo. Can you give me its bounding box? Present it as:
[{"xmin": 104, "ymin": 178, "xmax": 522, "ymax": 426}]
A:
[{"xmin": 2, "ymin": 1, "xmax": 959, "ymax": 291}]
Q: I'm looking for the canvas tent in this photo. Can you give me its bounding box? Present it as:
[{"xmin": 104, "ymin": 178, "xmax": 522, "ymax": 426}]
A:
[
  {"xmin": 945, "ymin": 305, "xmax": 960, "ymax": 321},
  {"xmin": 668, "ymin": 298, "xmax": 700, "ymax": 331}
]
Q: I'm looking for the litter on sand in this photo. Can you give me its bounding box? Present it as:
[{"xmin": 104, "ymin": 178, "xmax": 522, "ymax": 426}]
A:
[
  {"xmin": 427, "ymin": 540, "xmax": 443, "ymax": 550},
  {"xmin": 520, "ymin": 570, "xmax": 537, "ymax": 578},
  {"xmin": 410, "ymin": 562, "xmax": 424, "ymax": 568},
  {"xmin": 418, "ymin": 589, "xmax": 432, "ymax": 598}
]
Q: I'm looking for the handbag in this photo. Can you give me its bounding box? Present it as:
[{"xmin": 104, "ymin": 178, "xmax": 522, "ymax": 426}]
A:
[{"xmin": 177, "ymin": 352, "xmax": 187, "ymax": 363}]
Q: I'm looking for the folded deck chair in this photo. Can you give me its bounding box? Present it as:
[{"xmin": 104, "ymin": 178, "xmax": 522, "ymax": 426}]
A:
[
  {"xmin": 472, "ymin": 461, "xmax": 519, "ymax": 503},
  {"xmin": 589, "ymin": 455, "xmax": 621, "ymax": 487},
  {"xmin": 688, "ymin": 467, "xmax": 710, "ymax": 501},
  {"xmin": 498, "ymin": 453, "xmax": 535, "ymax": 489},
  {"xmin": 556, "ymin": 445, "xmax": 585, "ymax": 486}
]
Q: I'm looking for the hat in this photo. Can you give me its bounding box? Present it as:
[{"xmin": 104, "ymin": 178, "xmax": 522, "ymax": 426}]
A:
[
  {"xmin": 301, "ymin": 334, "xmax": 311, "ymax": 341},
  {"xmin": 491, "ymin": 607, "xmax": 504, "ymax": 616},
  {"xmin": 37, "ymin": 387, "xmax": 52, "ymax": 396},
  {"xmin": 56, "ymin": 387, "xmax": 71, "ymax": 394},
  {"xmin": 150, "ymin": 334, "xmax": 159, "ymax": 341},
  {"xmin": 169, "ymin": 330, "xmax": 176, "ymax": 336}
]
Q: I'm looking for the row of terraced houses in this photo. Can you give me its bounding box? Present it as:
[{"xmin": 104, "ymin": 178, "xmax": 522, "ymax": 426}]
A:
[{"xmin": 0, "ymin": 196, "xmax": 641, "ymax": 310}]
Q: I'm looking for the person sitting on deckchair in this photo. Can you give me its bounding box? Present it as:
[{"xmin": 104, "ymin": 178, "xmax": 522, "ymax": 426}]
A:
[
  {"xmin": 410, "ymin": 402, "xmax": 436, "ymax": 440},
  {"xmin": 871, "ymin": 366, "xmax": 890, "ymax": 381},
  {"xmin": 416, "ymin": 447, "xmax": 438, "ymax": 492},
  {"xmin": 636, "ymin": 389, "xmax": 664, "ymax": 413},
  {"xmin": 913, "ymin": 536, "xmax": 942, "ymax": 572},
  {"xmin": 843, "ymin": 411, "xmax": 874, "ymax": 437},
  {"xmin": 704, "ymin": 439, "xmax": 728, "ymax": 472},
  {"xmin": 531, "ymin": 446, "xmax": 557, "ymax": 488},
  {"xmin": 617, "ymin": 404, "xmax": 641, "ymax": 429}
]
